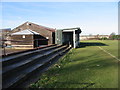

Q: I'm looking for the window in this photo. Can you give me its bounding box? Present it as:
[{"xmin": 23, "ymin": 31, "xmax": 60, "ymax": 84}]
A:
[
  {"xmin": 18, "ymin": 29, "xmax": 21, "ymax": 31},
  {"xmin": 22, "ymin": 35, "xmax": 25, "ymax": 38},
  {"xmin": 18, "ymin": 28, "xmax": 22, "ymax": 31},
  {"xmin": 46, "ymin": 37, "xmax": 49, "ymax": 39}
]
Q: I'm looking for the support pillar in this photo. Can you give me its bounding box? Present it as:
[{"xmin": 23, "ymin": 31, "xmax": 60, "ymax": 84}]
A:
[{"xmin": 73, "ymin": 31, "xmax": 76, "ymax": 48}]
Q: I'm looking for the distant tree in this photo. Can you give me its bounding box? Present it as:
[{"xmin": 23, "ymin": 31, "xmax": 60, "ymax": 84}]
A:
[
  {"xmin": 89, "ymin": 34, "xmax": 92, "ymax": 36},
  {"xmin": 109, "ymin": 32, "xmax": 115, "ymax": 40},
  {"xmin": 100, "ymin": 37, "xmax": 108, "ymax": 40},
  {"xmin": 95, "ymin": 34, "xmax": 99, "ymax": 38},
  {"xmin": 109, "ymin": 32, "xmax": 120, "ymax": 40},
  {"xmin": 110, "ymin": 32, "xmax": 116, "ymax": 36}
]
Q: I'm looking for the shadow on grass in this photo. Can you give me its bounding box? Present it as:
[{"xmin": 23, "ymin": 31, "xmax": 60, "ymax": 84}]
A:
[
  {"xmin": 78, "ymin": 42, "xmax": 108, "ymax": 48},
  {"xmin": 48, "ymin": 57, "xmax": 118, "ymax": 88},
  {"xmin": 55, "ymin": 81, "xmax": 95, "ymax": 88},
  {"xmin": 30, "ymin": 45, "xmax": 118, "ymax": 88}
]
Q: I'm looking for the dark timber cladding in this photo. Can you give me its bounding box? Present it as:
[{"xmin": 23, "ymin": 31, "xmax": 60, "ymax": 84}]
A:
[{"xmin": 11, "ymin": 22, "xmax": 55, "ymax": 48}]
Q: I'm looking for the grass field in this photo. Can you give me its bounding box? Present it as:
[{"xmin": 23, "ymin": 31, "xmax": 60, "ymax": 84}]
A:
[{"xmin": 30, "ymin": 40, "xmax": 119, "ymax": 88}]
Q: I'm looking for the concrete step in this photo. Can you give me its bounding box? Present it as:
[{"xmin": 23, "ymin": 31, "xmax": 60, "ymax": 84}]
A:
[
  {"xmin": 18, "ymin": 46, "xmax": 71, "ymax": 88},
  {"xmin": 1, "ymin": 45, "xmax": 56, "ymax": 62},
  {"xmin": 15, "ymin": 46, "xmax": 71, "ymax": 88},
  {"xmin": 1, "ymin": 44, "xmax": 56, "ymax": 58},
  {"xmin": 2, "ymin": 45, "xmax": 67, "ymax": 77},
  {"xmin": 2, "ymin": 45, "xmax": 62, "ymax": 67},
  {"xmin": 2, "ymin": 45, "xmax": 69, "ymax": 88}
]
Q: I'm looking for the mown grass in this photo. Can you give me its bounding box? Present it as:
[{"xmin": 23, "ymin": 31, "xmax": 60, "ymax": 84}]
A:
[
  {"xmin": 30, "ymin": 40, "xmax": 118, "ymax": 88},
  {"xmin": 81, "ymin": 40, "xmax": 118, "ymax": 57}
]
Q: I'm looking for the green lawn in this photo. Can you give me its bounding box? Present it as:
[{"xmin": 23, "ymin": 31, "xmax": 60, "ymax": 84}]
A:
[{"xmin": 30, "ymin": 40, "xmax": 119, "ymax": 88}]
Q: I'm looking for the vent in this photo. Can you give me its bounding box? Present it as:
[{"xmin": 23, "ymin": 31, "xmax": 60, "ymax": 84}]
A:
[{"xmin": 18, "ymin": 29, "xmax": 21, "ymax": 31}]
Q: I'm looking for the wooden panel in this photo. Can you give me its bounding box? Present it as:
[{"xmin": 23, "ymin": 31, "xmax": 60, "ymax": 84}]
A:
[
  {"xmin": 55, "ymin": 30, "xmax": 62, "ymax": 45},
  {"xmin": 11, "ymin": 35, "xmax": 33, "ymax": 45},
  {"xmin": 11, "ymin": 22, "xmax": 54, "ymax": 44}
]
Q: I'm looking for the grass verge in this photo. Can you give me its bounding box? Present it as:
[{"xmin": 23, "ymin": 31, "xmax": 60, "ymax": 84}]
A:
[{"xmin": 30, "ymin": 40, "xmax": 118, "ymax": 88}]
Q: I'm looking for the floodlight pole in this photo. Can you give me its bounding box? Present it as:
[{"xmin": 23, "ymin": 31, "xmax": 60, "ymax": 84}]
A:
[
  {"xmin": 2, "ymin": 40, "xmax": 6, "ymax": 56},
  {"xmin": 3, "ymin": 45, "xmax": 6, "ymax": 56},
  {"xmin": 73, "ymin": 30, "xmax": 76, "ymax": 48}
]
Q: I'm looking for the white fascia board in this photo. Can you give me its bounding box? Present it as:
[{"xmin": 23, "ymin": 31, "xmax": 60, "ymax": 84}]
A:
[
  {"xmin": 63, "ymin": 29, "xmax": 77, "ymax": 32},
  {"xmin": 11, "ymin": 29, "xmax": 39, "ymax": 35}
]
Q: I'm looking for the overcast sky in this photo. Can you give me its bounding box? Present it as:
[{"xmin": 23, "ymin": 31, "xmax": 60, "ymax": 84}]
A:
[{"xmin": 1, "ymin": 2, "xmax": 118, "ymax": 35}]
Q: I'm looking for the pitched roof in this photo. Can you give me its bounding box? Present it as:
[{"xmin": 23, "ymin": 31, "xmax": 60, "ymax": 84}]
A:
[
  {"xmin": 58, "ymin": 27, "xmax": 82, "ymax": 33},
  {"xmin": 27, "ymin": 22, "xmax": 55, "ymax": 32},
  {"xmin": 58, "ymin": 27, "xmax": 81, "ymax": 30},
  {"xmin": 11, "ymin": 21, "xmax": 55, "ymax": 33},
  {"xmin": 11, "ymin": 29, "xmax": 40, "ymax": 35}
]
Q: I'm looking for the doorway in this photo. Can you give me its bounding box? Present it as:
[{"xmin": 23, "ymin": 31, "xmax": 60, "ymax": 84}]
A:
[{"xmin": 62, "ymin": 32, "xmax": 73, "ymax": 46}]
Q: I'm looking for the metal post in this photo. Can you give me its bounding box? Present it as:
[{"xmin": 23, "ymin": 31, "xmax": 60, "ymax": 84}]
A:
[
  {"xmin": 73, "ymin": 30, "xmax": 76, "ymax": 48},
  {"xmin": 3, "ymin": 45, "xmax": 6, "ymax": 55}
]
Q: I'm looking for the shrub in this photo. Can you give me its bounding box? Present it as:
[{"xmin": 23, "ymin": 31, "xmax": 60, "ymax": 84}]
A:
[{"xmin": 99, "ymin": 37, "xmax": 108, "ymax": 40}]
